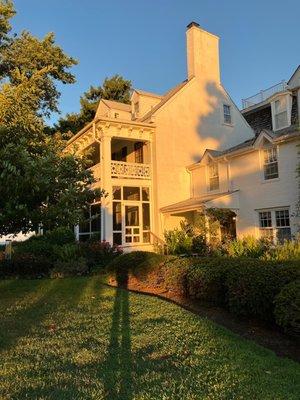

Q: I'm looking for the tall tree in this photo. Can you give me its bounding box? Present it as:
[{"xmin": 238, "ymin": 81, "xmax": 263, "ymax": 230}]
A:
[
  {"xmin": 0, "ymin": 0, "xmax": 103, "ymax": 235},
  {"xmin": 52, "ymin": 74, "xmax": 132, "ymax": 136}
]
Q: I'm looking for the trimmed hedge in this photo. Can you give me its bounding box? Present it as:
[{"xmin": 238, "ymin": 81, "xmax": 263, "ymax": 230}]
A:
[
  {"xmin": 107, "ymin": 252, "xmax": 300, "ymax": 333},
  {"xmin": 274, "ymin": 280, "xmax": 300, "ymax": 336}
]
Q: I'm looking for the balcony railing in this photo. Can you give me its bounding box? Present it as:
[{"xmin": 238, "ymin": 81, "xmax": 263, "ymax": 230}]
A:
[
  {"xmin": 242, "ymin": 80, "xmax": 287, "ymax": 109},
  {"xmin": 111, "ymin": 161, "xmax": 151, "ymax": 180}
]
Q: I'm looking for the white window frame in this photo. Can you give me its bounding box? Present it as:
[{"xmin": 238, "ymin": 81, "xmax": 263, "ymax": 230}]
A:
[
  {"xmin": 207, "ymin": 162, "xmax": 220, "ymax": 192},
  {"xmin": 271, "ymin": 94, "xmax": 292, "ymax": 131},
  {"xmin": 222, "ymin": 104, "xmax": 233, "ymax": 125},
  {"xmin": 78, "ymin": 201, "xmax": 101, "ymax": 241},
  {"xmin": 261, "ymin": 145, "xmax": 279, "ymax": 181},
  {"xmin": 258, "ymin": 208, "xmax": 291, "ymax": 243}
]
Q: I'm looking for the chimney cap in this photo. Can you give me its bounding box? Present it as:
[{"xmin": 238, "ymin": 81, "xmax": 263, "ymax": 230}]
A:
[{"xmin": 187, "ymin": 21, "xmax": 200, "ymax": 29}]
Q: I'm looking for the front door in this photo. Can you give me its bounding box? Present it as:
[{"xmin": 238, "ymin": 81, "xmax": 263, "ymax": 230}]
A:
[{"xmin": 123, "ymin": 203, "xmax": 141, "ymax": 244}]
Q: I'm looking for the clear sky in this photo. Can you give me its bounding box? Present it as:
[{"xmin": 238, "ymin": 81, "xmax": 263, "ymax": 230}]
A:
[{"xmin": 13, "ymin": 0, "xmax": 300, "ymax": 125}]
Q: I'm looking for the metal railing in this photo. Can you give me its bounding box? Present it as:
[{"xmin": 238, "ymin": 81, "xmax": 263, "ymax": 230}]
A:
[{"xmin": 242, "ymin": 80, "xmax": 287, "ymax": 109}]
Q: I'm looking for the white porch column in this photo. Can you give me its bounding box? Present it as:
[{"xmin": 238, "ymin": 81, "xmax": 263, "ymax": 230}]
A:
[{"xmin": 100, "ymin": 133, "xmax": 113, "ymax": 243}]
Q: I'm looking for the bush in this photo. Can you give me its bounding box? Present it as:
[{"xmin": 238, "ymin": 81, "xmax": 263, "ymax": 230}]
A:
[
  {"xmin": 107, "ymin": 251, "xmax": 165, "ymax": 285},
  {"xmin": 263, "ymin": 239, "xmax": 300, "ymax": 261},
  {"xmin": 224, "ymin": 236, "xmax": 269, "ymax": 258},
  {"xmin": 225, "ymin": 260, "xmax": 300, "ymax": 321},
  {"xmin": 105, "ymin": 253, "xmax": 299, "ymax": 327},
  {"xmin": 80, "ymin": 240, "xmax": 122, "ymax": 270},
  {"xmin": 0, "ymin": 253, "xmax": 52, "ymax": 278},
  {"xmin": 44, "ymin": 227, "xmax": 75, "ymax": 245},
  {"xmin": 186, "ymin": 258, "xmax": 234, "ymax": 305},
  {"xmin": 14, "ymin": 235, "xmax": 54, "ymax": 259},
  {"xmin": 164, "ymin": 229, "xmax": 193, "ymax": 255},
  {"xmin": 50, "ymin": 258, "xmax": 88, "ymax": 278},
  {"xmin": 274, "ymin": 281, "xmax": 300, "ymax": 336},
  {"xmin": 52, "ymin": 243, "xmax": 82, "ymax": 262}
]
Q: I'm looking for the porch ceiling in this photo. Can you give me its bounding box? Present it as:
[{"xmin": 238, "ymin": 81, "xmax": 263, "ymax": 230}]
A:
[{"xmin": 160, "ymin": 190, "xmax": 239, "ymax": 214}]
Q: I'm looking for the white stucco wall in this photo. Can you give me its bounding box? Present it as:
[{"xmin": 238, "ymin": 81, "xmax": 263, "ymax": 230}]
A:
[{"xmin": 190, "ymin": 138, "xmax": 300, "ymax": 238}]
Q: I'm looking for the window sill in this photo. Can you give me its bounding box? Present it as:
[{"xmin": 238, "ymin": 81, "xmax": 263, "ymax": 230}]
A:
[
  {"xmin": 222, "ymin": 122, "xmax": 234, "ymax": 128},
  {"xmin": 261, "ymin": 177, "xmax": 280, "ymax": 184}
]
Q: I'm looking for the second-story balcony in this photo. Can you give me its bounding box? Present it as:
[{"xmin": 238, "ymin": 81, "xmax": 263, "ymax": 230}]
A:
[{"xmin": 111, "ymin": 160, "xmax": 151, "ymax": 179}]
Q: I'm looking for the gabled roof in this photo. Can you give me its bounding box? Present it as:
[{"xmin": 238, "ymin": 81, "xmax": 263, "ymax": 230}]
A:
[
  {"xmin": 288, "ymin": 65, "xmax": 300, "ymax": 85},
  {"xmin": 140, "ymin": 80, "xmax": 189, "ymax": 122},
  {"xmin": 101, "ymin": 99, "xmax": 131, "ymax": 112},
  {"xmin": 133, "ymin": 89, "xmax": 163, "ymax": 99}
]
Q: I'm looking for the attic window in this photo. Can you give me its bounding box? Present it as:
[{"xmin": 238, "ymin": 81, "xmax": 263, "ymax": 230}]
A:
[
  {"xmin": 271, "ymin": 94, "xmax": 291, "ymax": 131},
  {"xmin": 263, "ymin": 146, "xmax": 278, "ymax": 180},
  {"xmin": 223, "ymin": 104, "xmax": 232, "ymax": 124},
  {"xmin": 208, "ymin": 162, "xmax": 219, "ymax": 191}
]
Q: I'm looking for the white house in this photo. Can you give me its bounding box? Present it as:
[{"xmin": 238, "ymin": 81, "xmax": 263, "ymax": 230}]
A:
[{"xmin": 66, "ymin": 22, "xmax": 299, "ymax": 249}]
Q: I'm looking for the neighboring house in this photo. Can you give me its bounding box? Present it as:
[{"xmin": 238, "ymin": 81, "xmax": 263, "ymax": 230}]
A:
[{"xmin": 66, "ymin": 22, "xmax": 299, "ymax": 249}]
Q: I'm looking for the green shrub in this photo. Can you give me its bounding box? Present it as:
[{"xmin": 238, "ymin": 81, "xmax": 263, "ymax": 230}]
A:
[
  {"xmin": 107, "ymin": 251, "xmax": 165, "ymax": 285},
  {"xmin": 44, "ymin": 227, "xmax": 75, "ymax": 245},
  {"xmin": 164, "ymin": 229, "xmax": 193, "ymax": 255},
  {"xmin": 52, "ymin": 243, "xmax": 81, "ymax": 262},
  {"xmin": 50, "ymin": 258, "xmax": 88, "ymax": 278},
  {"xmin": 14, "ymin": 235, "xmax": 54, "ymax": 259},
  {"xmin": 186, "ymin": 258, "xmax": 233, "ymax": 305},
  {"xmin": 191, "ymin": 235, "xmax": 207, "ymax": 255},
  {"xmin": 274, "ymin": 280, "xmax": 300, "ymax": 336},
  {"xmin": 80, "ymin": 240, "xmax": 122, "ymax": 269},
  {"xmin": 162, "ymin": 257, "xmax": 193, "ymax": 295},
  {"xmin": 263, "ymin": 239, "xmax": 300, "ymax": 261},
  {"xmin": 225, "ymin": 236, "xmax": 269, "ymax": 258},
  {"xmin": 225, "ymin": 260, "xmax": 300, "ymax": 321},
  {"xmin": 0, "ymin": 253, "xmax": 52, "ymax": 278}
]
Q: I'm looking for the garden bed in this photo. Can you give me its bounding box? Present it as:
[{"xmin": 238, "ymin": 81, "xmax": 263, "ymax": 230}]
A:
[{"xmin": 107, "ymin": 275, "xmax": 300, "ymax": 362}]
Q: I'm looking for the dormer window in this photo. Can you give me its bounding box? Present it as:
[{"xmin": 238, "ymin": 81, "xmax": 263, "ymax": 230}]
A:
[
  {"xmin": 208, "ymin": 162, "xmax": 219, "ymax": 191},
  {"xmin": 271, "ymin": 94, "xmax": 291, "ymax": 131},
  {"xmin": 263, "ymin": 146, "xmax": 278, "ymax": 180},
  {"xmin": 223, "ymin": 104, "xmax": 232, "ymax": 125}
]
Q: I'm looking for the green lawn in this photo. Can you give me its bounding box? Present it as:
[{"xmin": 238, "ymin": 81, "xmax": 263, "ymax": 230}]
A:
[{"xmin": 0, "ymin": 277, "xmax": 299, "ymax": 400}]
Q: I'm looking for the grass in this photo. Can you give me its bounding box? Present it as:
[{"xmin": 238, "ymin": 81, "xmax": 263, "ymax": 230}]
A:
[{"xmin": 0, "ymin": 277, "xmax": 299, "ymax": 399}]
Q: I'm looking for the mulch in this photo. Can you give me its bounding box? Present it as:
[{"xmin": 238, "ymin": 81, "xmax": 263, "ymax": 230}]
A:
[{"xmin": 107, "ymin": 276, "xmax": 300, "ymax": 363}]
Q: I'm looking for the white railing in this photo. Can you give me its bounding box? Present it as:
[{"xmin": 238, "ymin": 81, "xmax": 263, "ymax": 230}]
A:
[
  {"xmin": 242, "ymin": 80, "xmax": 287, "ymax": 109},
  {"xmin": 111, "ymin": 161, "xmax": 151, "ymax": 180}
]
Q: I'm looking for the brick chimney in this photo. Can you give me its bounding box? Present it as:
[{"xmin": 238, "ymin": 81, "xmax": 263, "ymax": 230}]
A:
[{"xmin": 186, "ymin": 22, "xmax": 220, "ymax": 83}]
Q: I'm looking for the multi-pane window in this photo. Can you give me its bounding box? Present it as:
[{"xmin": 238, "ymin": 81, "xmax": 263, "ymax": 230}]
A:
[
  {"xmin": 134, "ymin": 142, "xmax": 144, "ymax": 163},
  {"xmin": 112, "ymin": 186, "xmax": 151, "ymax": 245},
  {"xmin": 223, "ymin": 104, "xmax": 232, "ymax": 124},
  {"xmin": 273, "ymin": 96, "xmax": 288, "ymax": 130},
  {"xmin": 79, "ymin": 202, "xmax": 101, "ymax": 241},
  {"xmin": 208, "ymin": 163, "xmax": 219, "ymax": 191},
  {"xmin": 258, "ymin": 209, "xmax": 291, "ymax": 243},
  {"xmin": 258, "ymin": 211, "xmax": 273, "ymax": 239},
  {"xmin": 275, "ymin": 210, "xmax": 291, "ymax": 242},
  {"xmin": 263, "ymin": 147, "xmax": 279, "ymax": 180}
]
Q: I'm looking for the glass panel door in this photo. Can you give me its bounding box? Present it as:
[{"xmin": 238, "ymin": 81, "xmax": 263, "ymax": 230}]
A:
[{"xmin": 124, "ymin": 204, "xmax": 140, "ymax": 244}]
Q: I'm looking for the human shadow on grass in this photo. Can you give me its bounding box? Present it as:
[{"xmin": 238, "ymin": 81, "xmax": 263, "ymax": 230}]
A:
[{"xmin": 101, "ymin": 268, "xmax": 133, "ymax": 400}]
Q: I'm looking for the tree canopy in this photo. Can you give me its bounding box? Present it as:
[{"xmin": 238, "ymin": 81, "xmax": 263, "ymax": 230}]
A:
[
  {"xmin": 52, "ymin": 74, "xmax": 132, "ymax": 136},
  {"xmin": 0, "ymin": 0, "xmax": 103, "ymax": 236}
]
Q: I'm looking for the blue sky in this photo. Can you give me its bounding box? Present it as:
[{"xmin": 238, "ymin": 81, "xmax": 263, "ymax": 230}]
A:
[{"xmin": 13, "ymin": 0, "xmax": 300, "ymax": 125}]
